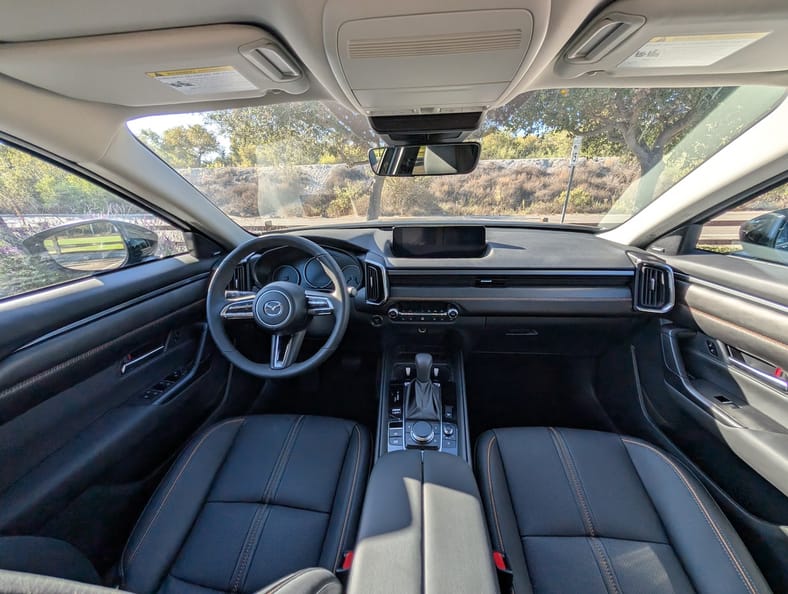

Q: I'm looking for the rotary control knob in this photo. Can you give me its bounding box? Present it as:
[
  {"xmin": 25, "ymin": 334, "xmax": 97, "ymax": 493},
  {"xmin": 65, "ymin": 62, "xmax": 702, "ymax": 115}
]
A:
[
  {"xmin": 447, "ymin": 306, "xmax": 459, "ymax": 320},
  {"xmin": 411, "ymin": 420, "xmax": 435, "ymax": 444},
  {"xmin": 443, "ymin": 424, "xmax": 455, "ymax": 437},
  {"xmin": 387, "ymin": 307, "xmax": 399, "ymax": 320}
]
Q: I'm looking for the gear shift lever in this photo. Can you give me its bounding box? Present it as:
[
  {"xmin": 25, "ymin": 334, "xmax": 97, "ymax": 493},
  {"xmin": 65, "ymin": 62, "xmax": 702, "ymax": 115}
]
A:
[
  {"xmin": 415, "ymin": 353, "xmax": 432, "ymax": 383},
  {"xmin": 406, "ymin": 353, "xmax": 441, "ymax": 422}
]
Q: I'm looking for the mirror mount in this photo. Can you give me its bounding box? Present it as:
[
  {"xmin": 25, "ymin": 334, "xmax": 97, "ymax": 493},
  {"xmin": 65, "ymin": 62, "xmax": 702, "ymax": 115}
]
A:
[{"xmin": 369, "ymin": 142, "xmax": 480, "ymax": 177}]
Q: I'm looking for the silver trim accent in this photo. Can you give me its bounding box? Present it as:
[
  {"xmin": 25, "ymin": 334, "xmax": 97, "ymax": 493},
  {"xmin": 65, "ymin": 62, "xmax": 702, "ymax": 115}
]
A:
[
  {"xmin": 121, "ymin": 344, "xmax": 165, "ymax": 375},
  {"xmin": 270, "ymin": 330, "xmax": 306, "ymax": 370},
  {"xmin": 633, "ymin": 261, "xmax": 675, "ymax": 313},
  {"xmin": 727, "ymin": 356, "xmax": 788, "ymax": 393}
]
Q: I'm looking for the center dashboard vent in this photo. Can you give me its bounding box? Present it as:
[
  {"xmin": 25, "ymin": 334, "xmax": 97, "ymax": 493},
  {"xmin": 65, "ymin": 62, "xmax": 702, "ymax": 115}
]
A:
[
  {"xmin": 365, "ymin": 260, "xmax": 389, "ymax": 305},
  {"xmin": 634, "ymin": 262, "xmax": 674, "ymax": 313},
  {"xmin": 390, "ymin": 273, "xmax": 631, "ymax": 288}
]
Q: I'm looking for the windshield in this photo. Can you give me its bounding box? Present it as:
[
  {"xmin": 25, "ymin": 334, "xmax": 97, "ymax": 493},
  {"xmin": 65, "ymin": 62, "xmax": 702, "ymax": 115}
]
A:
[{"xmin": 129, "ymin": 86, "xmax": 785, "ymax": 232}]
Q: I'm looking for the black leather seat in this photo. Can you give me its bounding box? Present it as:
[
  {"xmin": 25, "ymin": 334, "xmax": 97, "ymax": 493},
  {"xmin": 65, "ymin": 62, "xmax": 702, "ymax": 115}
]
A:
[
  {"xmin": 476, "ymin": 427, "xmax": 772, "ymax": 594},
  {"xmin": 120, "ymin": 414, "xmax": 369, "ymax": 594}
]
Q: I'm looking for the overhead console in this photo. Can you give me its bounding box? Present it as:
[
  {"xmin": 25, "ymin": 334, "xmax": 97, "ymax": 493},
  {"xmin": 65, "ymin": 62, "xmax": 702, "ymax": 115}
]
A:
[{"xmin": 323, "ymin": 0, "xmax": 544, "ymax": 117}]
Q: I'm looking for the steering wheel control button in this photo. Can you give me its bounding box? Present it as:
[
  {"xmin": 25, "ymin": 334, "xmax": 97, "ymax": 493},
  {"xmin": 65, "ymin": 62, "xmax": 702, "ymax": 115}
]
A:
[{"xmin": 411, "ymin": 420, "xmax": 435, "ymax": 444}]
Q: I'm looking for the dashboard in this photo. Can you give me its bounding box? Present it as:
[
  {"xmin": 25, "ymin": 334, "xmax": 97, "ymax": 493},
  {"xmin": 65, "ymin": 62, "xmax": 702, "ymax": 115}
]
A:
[{"xmin": 237, "ymin": 225, "xmax": 672, "ymax": 324}]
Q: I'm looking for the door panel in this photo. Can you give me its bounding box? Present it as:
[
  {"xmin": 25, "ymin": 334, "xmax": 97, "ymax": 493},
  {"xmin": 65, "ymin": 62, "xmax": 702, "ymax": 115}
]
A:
[
  {"xmin": 637, "ymin": 253, "xmax": 788, "ymax": 519},
  {"xmin": 0, "ymin": 254, "xmax": 229, "ymax": 571}
]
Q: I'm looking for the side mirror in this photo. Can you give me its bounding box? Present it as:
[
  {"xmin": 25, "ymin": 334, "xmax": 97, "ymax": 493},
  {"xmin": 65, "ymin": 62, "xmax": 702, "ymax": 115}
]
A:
[
  {"xmin": 369, "ymin": 142, "xmax": 480, "ymax": 177},
  {"xmin": 22, "ymin": 219, "xmax": 158, "ymax": 272}
]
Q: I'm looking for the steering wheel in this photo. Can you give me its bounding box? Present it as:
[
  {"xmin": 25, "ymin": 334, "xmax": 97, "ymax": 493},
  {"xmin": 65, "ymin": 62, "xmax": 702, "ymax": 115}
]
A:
[{"xmin": 206, "ymin": 234, "xmax": 350, "ymax": 378}]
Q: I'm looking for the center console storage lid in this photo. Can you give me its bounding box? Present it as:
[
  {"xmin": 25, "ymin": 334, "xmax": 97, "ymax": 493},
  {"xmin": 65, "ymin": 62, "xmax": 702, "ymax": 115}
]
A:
[{"xmin": 347, "ymin": 451, "xmax": 499, "ymax": 594}]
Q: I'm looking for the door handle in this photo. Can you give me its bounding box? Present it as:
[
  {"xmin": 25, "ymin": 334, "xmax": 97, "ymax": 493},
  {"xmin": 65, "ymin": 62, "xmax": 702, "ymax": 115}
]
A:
[
  {"xmin": 120, "ymin": 345, "xmax": 165, "ymax": 375},
  {"xmin": 727, "ymin": 356, "xmax": 788, "ymax": 393}
]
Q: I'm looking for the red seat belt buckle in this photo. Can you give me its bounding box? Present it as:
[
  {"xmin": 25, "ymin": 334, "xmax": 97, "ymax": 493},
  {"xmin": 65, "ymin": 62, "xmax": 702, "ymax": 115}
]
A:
[
  {"xmin": 493, "ymin": 551, "xmax": 513, "ymax": 592},
  {"xmin": 341, "ymin": 550, "xmax": 354, "ymax": 571}
]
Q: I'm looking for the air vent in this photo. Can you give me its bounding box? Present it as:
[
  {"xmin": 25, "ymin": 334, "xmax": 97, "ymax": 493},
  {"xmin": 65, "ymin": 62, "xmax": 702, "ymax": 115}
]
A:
[
  {"xmin": 390, "ymin": 273, "xmax": 632, "ymax": 288},
  {"xmin": 348, "ymin": 30, "xmax": 522, "ymax": 59},
  {"xmin": 365, "ymin": 260, "xmax": 389, "ymax": 305},
  {"xmin": 634, "ymin": 262, "xmax": 674, "ymax": 313},
  {"xmin": 232, "ymin": 263, "xmax": 251, "ymax": 291}
]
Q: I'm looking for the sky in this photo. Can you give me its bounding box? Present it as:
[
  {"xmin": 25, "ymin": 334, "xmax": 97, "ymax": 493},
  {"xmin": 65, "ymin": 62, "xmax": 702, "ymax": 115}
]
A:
[{"xmin": 126, "ymin": 112, "xmax": 205, "ymax": 136}]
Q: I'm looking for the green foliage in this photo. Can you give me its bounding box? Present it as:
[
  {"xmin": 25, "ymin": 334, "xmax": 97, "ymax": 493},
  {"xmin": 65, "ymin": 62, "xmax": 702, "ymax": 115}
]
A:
[
  {"xmin": 480, "ymin": 130, "xmax": 574, "ymax": 160},
  {"xmin": 203, "ymin": 101, "xmax": 376, "ymax": 167},
  {"xmin": 138, "ymin": 125, "xmax": 221, "ymax": 168},
  {"xmin": 0, "ymin": 143, "xmax": 134, "ymax": 216}
]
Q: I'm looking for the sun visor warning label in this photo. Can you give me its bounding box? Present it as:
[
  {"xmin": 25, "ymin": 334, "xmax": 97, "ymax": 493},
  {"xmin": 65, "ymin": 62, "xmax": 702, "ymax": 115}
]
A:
[
  {"xmin": 146, "ymin": 66, "xmax": 257, "ymax": 95},
  {"xmin": 619, "ymin": 32, "xmax": 769, "ymax": 69}
]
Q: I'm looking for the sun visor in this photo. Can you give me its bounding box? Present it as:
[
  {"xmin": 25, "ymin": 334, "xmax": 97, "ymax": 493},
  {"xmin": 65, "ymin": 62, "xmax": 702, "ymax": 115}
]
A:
[
  {"xmin": 556, "ymin": 2, "xmax": 788, "ymax": 79},
  {"xmin": 326, "ymin": 9, "xmax": 534, "ymax": 116},
  {"xmin": 0, "ymin": 25, "xmax": 309, "ymax": 106}
]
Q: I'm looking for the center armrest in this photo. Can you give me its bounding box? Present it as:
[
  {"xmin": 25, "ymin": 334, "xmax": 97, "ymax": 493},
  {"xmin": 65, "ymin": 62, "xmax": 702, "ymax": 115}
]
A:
[{"xmin": 347, "ymin": 451, "xmax": 499, "ymax": 594}]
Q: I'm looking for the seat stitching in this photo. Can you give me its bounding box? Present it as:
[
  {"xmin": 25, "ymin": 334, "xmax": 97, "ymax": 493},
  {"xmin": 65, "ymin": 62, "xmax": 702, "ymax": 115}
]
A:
[
  {"xmin": 266, "ymin": 415, "xmax": 306, "ymax": 504},
  {"xmin": 332, "ymin": 424, "xmax": 362, "ymax": 570},
  {"xmin": 230, "ymin": 415, "xmax": 304, "ymax": 593},
  {"xmin": 123, "ymin": 418, "xmax": 244, "ymax": 569},
  {"xmin": 485, "ymin": 433, "xmax": 506, "ymax": 552},
  {"xmin": 260, "ymin": 416, "xmax": 304, "ymax": 504},
  {"xmin": 231, "ymin": 504, "xmax": 271, "ymax": 594},
  {"xmin": 548, "ymin": 428, "xmax": 596, "ymax": 537},
  {"xmin": 588, "ymin": 537, "xmax": 622, "ymax": 594},
  {"xmin": 622, "ymin": 439, "xmax": 759, "ymax": 594}
]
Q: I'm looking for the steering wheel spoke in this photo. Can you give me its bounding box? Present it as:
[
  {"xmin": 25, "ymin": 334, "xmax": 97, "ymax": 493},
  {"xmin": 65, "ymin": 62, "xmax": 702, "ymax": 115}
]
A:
[
  {"xmin": 271, "ymin": 330, "xmax": 306, "ymax": 370},
  {"xmin": 220, "ymin": 291, "xmax": 255, "ymax": 319}
]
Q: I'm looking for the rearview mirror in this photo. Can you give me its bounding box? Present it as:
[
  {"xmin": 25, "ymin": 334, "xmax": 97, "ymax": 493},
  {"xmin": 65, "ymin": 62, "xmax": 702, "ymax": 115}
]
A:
[
  {"xmin": 22, "ymin": 219, "xmax": 158, "ymax": 272},
  {"xmin": 369, "ymin": 142, "xmax": 480, "ymax": 177}
]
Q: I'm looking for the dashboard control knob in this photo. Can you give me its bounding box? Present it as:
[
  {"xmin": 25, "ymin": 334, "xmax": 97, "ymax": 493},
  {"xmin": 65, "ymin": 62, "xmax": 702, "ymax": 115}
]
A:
[
  {"xmin": 447, "ymin": 306, "xmax": 459, "ymax": 320},
  {"xmin": 443, "ymin": 424, "xmax": 455, "ymax": 437},
  {"xmin": 387, "ymin": 307, "xmax": 399, "ymax": 320},
  {"xmin": 411, "ymin": 421, "xmax": 435, "ymax": 444}
]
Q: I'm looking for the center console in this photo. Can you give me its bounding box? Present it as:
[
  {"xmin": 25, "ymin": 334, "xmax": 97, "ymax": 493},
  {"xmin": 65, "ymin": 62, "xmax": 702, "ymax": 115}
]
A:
[{"xmin": 377, "ymin": 347, "xmax": 470, "ymax": 461}]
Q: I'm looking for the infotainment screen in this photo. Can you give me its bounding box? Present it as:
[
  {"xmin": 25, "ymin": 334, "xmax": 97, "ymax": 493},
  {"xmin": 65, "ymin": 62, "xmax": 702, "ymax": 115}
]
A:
[{"xmin": 392, "ymin": 226, "xmax": 487, "ymax": 258}]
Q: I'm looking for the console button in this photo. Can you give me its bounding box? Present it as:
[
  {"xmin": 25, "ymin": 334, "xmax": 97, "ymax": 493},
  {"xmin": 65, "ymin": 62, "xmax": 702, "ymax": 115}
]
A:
[
  {"xmin": 389, "ymin": 428, "xmax": 403, "ymax": 438},
  {"xmin": 443, "ymin": 438, "xmax": 457, "ymax": 450},
  {"xmin": 443, "ymin": 424, "xmax": 455, "ymax": 437},
  {"xmin": 389, "ymin": 437, "xmax": 403, "ymax": 447}
]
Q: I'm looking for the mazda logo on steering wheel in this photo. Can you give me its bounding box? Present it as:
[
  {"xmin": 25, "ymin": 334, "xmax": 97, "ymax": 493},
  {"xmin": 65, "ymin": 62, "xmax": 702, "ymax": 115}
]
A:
[{"xmin": 263, "ymin": 300, "xmax": 283, "ymax": 316}]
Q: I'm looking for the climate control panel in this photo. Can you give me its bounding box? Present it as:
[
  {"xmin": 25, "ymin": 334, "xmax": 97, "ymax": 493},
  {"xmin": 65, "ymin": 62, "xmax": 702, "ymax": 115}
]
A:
[{"xmin": 387, "ymin": 301, "xmax": 459, "ymax": 323}]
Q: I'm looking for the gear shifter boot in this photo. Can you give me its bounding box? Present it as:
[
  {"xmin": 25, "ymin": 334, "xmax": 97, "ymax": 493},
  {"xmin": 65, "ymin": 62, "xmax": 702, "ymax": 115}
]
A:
[{"xmin": 406, "ymin": 353, "xmax": 442, "ymax": 421}]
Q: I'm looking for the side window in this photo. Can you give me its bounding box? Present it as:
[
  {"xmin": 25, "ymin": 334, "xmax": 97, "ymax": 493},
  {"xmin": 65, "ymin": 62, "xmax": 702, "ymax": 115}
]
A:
[
  {"xmin": 696, "ymin": 181, "xmax": 788, "ymax": 266},
  {"xmin": 0, "ymin": 141, "xmax": 188, "ymax": 300}
]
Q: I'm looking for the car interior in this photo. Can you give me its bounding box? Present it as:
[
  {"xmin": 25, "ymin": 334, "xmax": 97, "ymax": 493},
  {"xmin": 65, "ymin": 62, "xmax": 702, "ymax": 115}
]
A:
[{"xmin": 1, "ymin": 0, "xmax": 787, "ymax": 593}]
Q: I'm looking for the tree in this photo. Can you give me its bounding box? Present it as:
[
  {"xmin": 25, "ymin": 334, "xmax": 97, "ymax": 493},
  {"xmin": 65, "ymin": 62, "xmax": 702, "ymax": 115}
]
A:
[
  {"xmin": 486, "ymin": 88, "xmax": 735, "ymax": 207},
  {"xmin": 206, "ymin": 101, "xmax": 386, "ymax": 219},
  {"xmin": 139, "ymin": 125, "xmax": 221, "ymax": 168}
]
